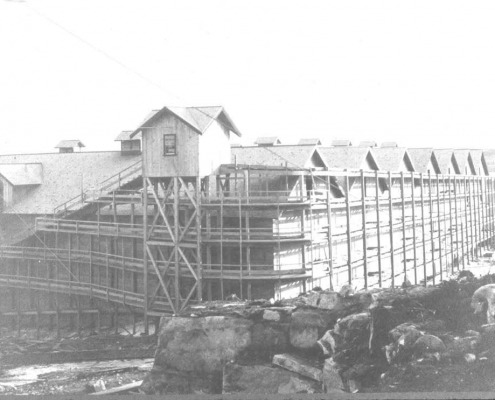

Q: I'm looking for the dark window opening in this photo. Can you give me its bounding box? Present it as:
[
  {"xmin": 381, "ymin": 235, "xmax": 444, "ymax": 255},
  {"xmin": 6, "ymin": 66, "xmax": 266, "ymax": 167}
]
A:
[{"xmin": 163, "ymin": 134, "xmax": 177, "ymax": 156}]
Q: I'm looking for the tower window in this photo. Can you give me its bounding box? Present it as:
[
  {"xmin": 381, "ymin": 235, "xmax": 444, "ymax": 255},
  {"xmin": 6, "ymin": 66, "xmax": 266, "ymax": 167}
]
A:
[{"xmin": 163, "ymin": 134, "xmax": 177, "ymax": 156}]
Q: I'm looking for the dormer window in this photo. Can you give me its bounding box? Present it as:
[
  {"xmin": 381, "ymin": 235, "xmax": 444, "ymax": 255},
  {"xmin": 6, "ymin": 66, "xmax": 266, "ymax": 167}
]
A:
[{"xmin": 164, "ymin": 134, "xmax": 177, "ymax": 156}]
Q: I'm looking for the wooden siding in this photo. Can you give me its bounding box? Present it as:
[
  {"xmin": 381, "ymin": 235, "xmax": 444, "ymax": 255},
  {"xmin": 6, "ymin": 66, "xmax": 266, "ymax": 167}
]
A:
[
  {"xmin": 198, "ymin": 121, "xmax": 232, "ymax": 177},
  {"xmin": 142, "ymin": 111, "xmax": 199, "ymax": 177}
]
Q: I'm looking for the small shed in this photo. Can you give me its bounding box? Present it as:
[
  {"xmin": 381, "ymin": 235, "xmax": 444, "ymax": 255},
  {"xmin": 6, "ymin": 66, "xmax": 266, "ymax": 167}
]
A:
[
  {"xmin": 115, "ymin": 131, "xmax": 141, "ymax": 155},
  {"xmin": 298, "ymin": 138, "xmax": 322, "ymax": 146},
  {"xmin": 254, "ymin": 137, "xmax": 281, "ymax": 147},
  {"xmin": 55, "ymin": 140, "xmax": 85, "ymax": 153}
]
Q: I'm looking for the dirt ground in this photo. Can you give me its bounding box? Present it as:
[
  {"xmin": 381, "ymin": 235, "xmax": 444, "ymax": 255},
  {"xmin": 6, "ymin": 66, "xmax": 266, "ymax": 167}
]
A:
[{"xmin": 0, "ymin": 325, "xmax": 157, "ymax": 395}]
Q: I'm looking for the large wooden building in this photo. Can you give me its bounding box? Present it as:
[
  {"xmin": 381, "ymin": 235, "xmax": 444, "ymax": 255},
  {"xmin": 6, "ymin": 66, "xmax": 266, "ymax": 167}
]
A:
[{"xmin": 0, "ymin": 106, "xmax": 494, "ymax": 332}]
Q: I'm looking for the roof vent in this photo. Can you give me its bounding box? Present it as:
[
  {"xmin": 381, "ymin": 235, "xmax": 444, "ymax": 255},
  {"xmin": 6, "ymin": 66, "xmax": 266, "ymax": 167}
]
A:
[
  {"xmin": 381, "ymin": 142, "xmax": 399, "ymax": 148},
  {"xmin": 358, "ymin": 141, "xmax": 378, "ymax": 147},
  {"xmin": 115, "ymin": 131, "xmax": 141, "ymax": 155},
  {"xmin": 331, "ymin": 140, "xmax": 352, "ymax": 147},
  {"xmin": 298, "ymin": 138, "xmax": 322, "ymax": 146},
  {"xmin": 230, "ymin": 142, "xmax": 242, "ymax": 148},
  {"xmin": 55, "ymin": 140, "xmax": 85, "ymax": 153},
  {"xmin": 255, "ymin": 137, "xmax": 281, "ymax": 147}
]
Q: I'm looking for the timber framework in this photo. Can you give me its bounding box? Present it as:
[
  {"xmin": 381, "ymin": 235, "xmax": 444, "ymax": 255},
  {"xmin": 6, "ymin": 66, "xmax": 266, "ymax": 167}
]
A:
[{"xmin": 0, "ymin": 106, "xmax": 495, "ymax": 334}]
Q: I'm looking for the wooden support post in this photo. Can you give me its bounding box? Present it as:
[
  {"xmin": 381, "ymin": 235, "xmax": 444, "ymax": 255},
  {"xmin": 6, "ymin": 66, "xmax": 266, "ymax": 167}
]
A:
[
  {"xmin": 326, "ymin": 176, "xmax": 334, "ymax": 290},
  {"xmin": 220, "ymin": 192, "xmax": 224, "ymax": 300},
  {"xmin": 464, "ymin": 176, "xmax": 470, "ymax": 263},
  {"xmin": 436, "ymin": 175, "xmax": 443, "ymax": 281},
  {"xmin": 388, "ymin": 172, "xmax": 395, "ymax": 288},
  {"xmin": 142, "ymin": 177, "xmax": 149, "ymax": 334},
  {"xmin": 400, "ymin": 172, "xmax": 407, "ymax": 282},
  {"xmin": 411, "ymin": 172, "xmax": 417, "ymax": 285},
  {"xmin": 428, "ymin": 171, "xmax": 436, "ymax": 285},
  {"xmin": 174, "ymin": 177, "xmax": 180, "ymax": 311},
  {"xmin": 345, "ymin": 174, "xmax": 352, "ymax": 286},
  {"xmin": 361, "ymin": 170, "xmax": 368, "ymax": 289},
  {"xmin": 448, "ymin": 176, "xmax": 455, "ymax": 273},
  {"xmin": 375, "ymin": 171, "xmax": 382, "ymax": 287},
  {"xmin": 196, "ymin": 177, "xmax": 202, "ymax": 302}
]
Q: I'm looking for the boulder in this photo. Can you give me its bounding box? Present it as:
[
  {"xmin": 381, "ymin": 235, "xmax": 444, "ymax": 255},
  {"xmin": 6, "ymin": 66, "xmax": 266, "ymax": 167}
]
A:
[
  {"xmin": 155, "ymin": 316, "xmax": 252, "ymax": 374},
  {"xmin": 289, "ymin": 309, "xmax": 335, "ymax": 349},
  {"xmin": 251, "ymin": 322, "xmax": 289, "ymax": 353},
  {"xmin": 445, "ymin": 336, "xmax": 479, "ymax": 356},
  {"xmin": 334, "ymin": 312, "xmax": 370, "ymax": 337},
  {"xmin": 389, "ymin": 323, "xmax": 421, "ymax": 342},
  {"xmin": 317, "ymin": 330, "xmax": 336, "ymax": 356},
  {"xmin": 322, "ymin": 358, "xmax": 345, "ymax": 393},
  {"xmin": 413, "ymin": 334, "xmax": 446, "ymax": 354},
  {"xmin": 272, "ymin": 353, "xmax": 322, "ymax": 382},
  {"xmin": 263, "ymin": 310, "xmax": 280, "ymax": 321},
  {"xmin": 222, "ymin": 363, "xmax": 320, "ymax": 394}
]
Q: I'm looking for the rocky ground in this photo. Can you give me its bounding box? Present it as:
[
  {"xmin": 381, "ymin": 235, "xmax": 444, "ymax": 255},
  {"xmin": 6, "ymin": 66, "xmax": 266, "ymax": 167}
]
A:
[{"xmin": 142, "ymin": 251, "xmax": 495, "ymax": 395}]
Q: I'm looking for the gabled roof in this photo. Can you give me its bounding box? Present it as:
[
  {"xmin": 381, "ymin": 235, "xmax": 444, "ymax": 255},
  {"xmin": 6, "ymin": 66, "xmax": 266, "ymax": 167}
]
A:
[
  {"xmin": 358, "ymin": 141, "xmax": 378, "ymax": 148},
  {"xmin": 0, "ymin": 163, "xmax": 43, "ymax": 186},
  {"xmin": 131, "ymin": 106, "xmax": 241, "ymax": 137},
  {"xmin": 483, "ymin": 150, "xmax": 495, "ymax": 176},
  {"xmin": 465, "ymin": 149, "xmax": 487, "ymax": 175},
  {"xmin": 0, "ymin": 152, "xmax": 141, "ymax": 214},
  {"xmin": 331, "ymin": 140, "xmax": 352, "ymax": 147},
  {"xmin": 115, "ymin": 131, "xmax": 140, "ymax": 141},
  {"xmin": 453, "ymin": 149, "xmax": 475, "ymax": 175},
  {"xmin": 372, "ymin": 148, "xmax": 415, "ymax": 172},
  {"xmin": 433, "ymin": 149, "xmax": 458, "ymax": 174},
  {"xmin": 231, "ymin": 145, "xmax": 326, "ymax": 169},
  {"xmin": 255, "ymin": 137, "xmax": 281, "ymax": 146},
  {"xmin": 407, "ymin": 148, "xmax": 440, "ymax": 174},
  {"xmin": 318, "ymin": 147, "xmax": 378, "ymax": 170},
  {"xmin": 380, "ymin": 142, "xmax": 399, "ymax": 148},
  {"xmin": 298, "ymin": 138, "xmax": 322, "ymax": 145},
  {"xmin": 55, "ymin": 140, "xmax": 85, "ymax": 149}
]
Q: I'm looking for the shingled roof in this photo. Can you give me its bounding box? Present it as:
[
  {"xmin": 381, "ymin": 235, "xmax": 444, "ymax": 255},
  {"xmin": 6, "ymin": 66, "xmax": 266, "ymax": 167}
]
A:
[
  {"xmin": 318, "ymin": 147, "xmax": 378, "ymax": 170},
  {"xmin": 453, "ymin": 149, "xmax": 476, "ymax": 175},
  {"xmin": 433, "ymin": 149, "xmax": 458, "ymax": 174},
  {"xmin": 407, "ymin": 148, "xmax": 440, "ymax": 174},
  {"xmin": 55, "ymin": 140, "xmax": 85, "ymax": 149},
  {"xmin": 466, "ymin": 149, "xmax": 487, "ymax": 175},
  {"xmin": 298, "ymin": 138, "xmax": 322, "ymax": 146},
  {"xmin": 0, "ymin": 152, "xmax": 140, "ymax": 214},
  {"xmin": 231, "ymin": 145, "xmax": 326, "ymax": 169},
  {"xmin": 131, "ymin": 106, "xmax": 241, "ymax": 137},
  {"xmin": 483, "ymin": 150, "xmax": 495, "ymax": 176},
  {"xmin": 372, "ymin": 148, "xmax": 415, "ymax": 172},
  {"xmin": 0, "ymin": 164, "xmax": 43, "ymax": 186}
]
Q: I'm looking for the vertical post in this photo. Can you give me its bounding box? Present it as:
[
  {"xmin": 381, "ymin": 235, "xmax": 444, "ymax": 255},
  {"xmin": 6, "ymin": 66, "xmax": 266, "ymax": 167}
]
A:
[
  {"xmin": 361, "ymin": 170, "xmax": 368, "ymax": 289},
  {"xmin": 196, "ymin": 177, "xmax": 202, "ymax": 302},
  {"xmin": 375, "ymin": 171, "xmax": 382, "ymax": 287},
  {"xmin": 454, "ymin": 176, "xmax": 462, "ymax": 269},
  {"xmin": 448, "ymin": 175, "xmax": 454, "ymax": 273},
  {"xmin": 388, "ymin": 172, "xmax": 395, "ymax": 288},
  {"xmin": 400, "ymin": 172, "xmax": 407, "ymax": 282},
  {"xmin": 142, "ymin": 177, "xmax": 148, "ymax": 334},
  {"xmin": 411, "ymin": 172, "xmax": 417, "ymax": 285},
  {"xmin": 345, "ymin": 174, "xmax": 352, "ymax": 285},
  {"xmin": 326, "ymin": 176, "xmax": 334, "ymax": 290},
  {"xmin": 428, "ymin": 171, "xmax": 436, "ymax": 285},
  {"xmin": 174, "ymin": 177, "xmax": 180, "ymax": 312},
  {"xmin": 464, "ymin": 176, "xmax": 470, "ymax": 263},
  {"xmin": 436, "ymin": 175, "xmax": 443, "ymax": 281}
]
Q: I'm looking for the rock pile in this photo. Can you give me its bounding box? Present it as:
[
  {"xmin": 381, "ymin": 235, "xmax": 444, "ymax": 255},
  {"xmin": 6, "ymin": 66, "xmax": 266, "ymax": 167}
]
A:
[{"xmin": 141, "ymin": 276, "xmax": 495, "ymax": 395}]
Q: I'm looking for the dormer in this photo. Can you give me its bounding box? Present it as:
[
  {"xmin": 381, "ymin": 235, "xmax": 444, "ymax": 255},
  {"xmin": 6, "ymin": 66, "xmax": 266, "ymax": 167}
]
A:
[
  {"xmin": 298, "ymin": 138, "xmax": 322, "ymax": 146},
  {"xmin": 115, "ymin": 131, "xmax": 141, "ymax": 155},
  {"xmin": 0, "ymin": 163, "xmax": 43, "ymax": 211},
  {"xmin": 255, "ymin": 137, "xmax": 281, "ymax": 147},
  {"xmin": 55, "ymin": 140, "xmax": 85, "ymax": 153},
  {"xmin": 331, "ymin": 140, "xmax": 352, "ymax": 147}
]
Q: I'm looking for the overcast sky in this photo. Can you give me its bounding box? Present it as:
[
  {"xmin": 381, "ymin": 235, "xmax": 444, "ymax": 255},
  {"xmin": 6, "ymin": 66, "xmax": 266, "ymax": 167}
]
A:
[{"xmin": 1, "ymin": 0, "xmax": 495, "ymax": 154}]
